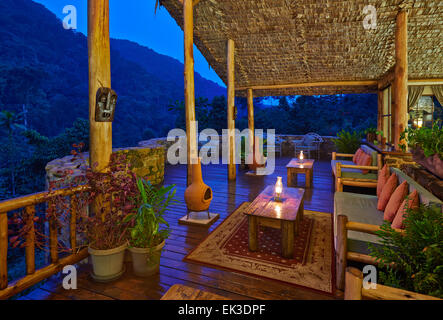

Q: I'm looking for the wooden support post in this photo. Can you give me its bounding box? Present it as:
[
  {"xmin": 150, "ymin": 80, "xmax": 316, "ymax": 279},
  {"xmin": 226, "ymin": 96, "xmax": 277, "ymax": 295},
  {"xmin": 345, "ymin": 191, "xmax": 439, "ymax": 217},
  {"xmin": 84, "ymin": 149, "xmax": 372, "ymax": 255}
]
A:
[
  {"xmin": 336, "ymin": 215, "xmax": 348, "ymax": 291},
  {"xmin": 184, "ymin": 0, "xmax": 197, "ymax": 186},
  {"xmin": 0, "ymin": 213, "xmax": 7, "ymax": 290},
  {"xmin": 25, "ymin": 206, "xmax": 35, "ymax": 275},
  {"xmin": 247, "ymin": 88, "xmax": 254, "ymax": 159},
  {"xmin": 227, "ymin": 39, "xmax": 236, "ymax": 180},
  {"xmin": 377, "ymin": 90, "xmax": 383, "ymax": 143},
  {"xmin": 88, "ymin": 0, "xmax": 112, "ymax": 172},
  {"xmin": 393, "ymin": 10, "xmax": 408, "ymax": 151},
  {"xmin": 344, "ymin": 267, "xmax": 363, "ymax": 300}
]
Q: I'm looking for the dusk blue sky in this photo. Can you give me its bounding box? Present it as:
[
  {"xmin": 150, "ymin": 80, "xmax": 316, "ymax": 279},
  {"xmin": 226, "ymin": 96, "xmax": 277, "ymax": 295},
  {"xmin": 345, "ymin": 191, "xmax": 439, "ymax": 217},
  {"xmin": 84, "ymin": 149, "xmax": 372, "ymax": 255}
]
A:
[{"xmin": 33, "ymin": 0, "xmax": 225, "ymax": 87}]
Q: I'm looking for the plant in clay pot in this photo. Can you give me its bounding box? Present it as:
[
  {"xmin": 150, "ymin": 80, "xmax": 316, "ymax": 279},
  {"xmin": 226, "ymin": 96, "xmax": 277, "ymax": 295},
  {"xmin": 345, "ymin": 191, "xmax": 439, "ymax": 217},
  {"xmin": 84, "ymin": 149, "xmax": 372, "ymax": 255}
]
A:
[
  {"xmin": 124, "ymin": 178, "xmax": 177, "ymax": 277},
  {"xmin": 400, "ymin": 121, "xmax": 443, "ymax": 178},
  {"xmin": 82, "ymin": 152, "xmax": 139, "ymax": 282}
]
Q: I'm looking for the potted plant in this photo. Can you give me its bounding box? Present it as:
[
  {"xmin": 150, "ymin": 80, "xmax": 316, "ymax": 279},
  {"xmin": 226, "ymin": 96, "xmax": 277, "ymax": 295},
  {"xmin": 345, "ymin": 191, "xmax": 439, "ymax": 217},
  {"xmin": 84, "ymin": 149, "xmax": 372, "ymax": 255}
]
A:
[
  {"xmin": 364, "ymin": 127, "xmax": 377, "ymax": 144},
  {"xmin": 125, "ymin": 178, "xmax": 177, "ymax": 277},
  {"xmin": 83, "ymin": 153, "xmax": 139, "ymax": 282},
  {"xmin": 369, "ymin": 204, "xmax": 443, "ymax": 298},
  {"xmin": 400, "ymin": 121, "xmax": 443, "ymax": 178}
]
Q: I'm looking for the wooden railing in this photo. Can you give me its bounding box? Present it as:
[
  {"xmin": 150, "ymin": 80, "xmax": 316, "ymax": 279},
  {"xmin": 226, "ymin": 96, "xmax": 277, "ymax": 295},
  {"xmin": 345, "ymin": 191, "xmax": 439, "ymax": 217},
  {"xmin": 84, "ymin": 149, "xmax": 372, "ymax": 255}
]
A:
[
  {"xmin": 0, "ymin": 185, "xmax": 90, "ymax": 300},
  {"xmin": 344, "ymin": 267, "xmax": 441, "ymax": 300}
]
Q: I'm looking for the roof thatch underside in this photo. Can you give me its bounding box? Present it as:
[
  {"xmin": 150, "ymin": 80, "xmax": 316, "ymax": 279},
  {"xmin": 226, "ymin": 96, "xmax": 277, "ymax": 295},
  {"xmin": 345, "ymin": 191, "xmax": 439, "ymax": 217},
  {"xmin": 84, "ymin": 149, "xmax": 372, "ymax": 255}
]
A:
[{"xmin": 161, "ymin": 0, "xmax": 443, "ymax": 97}]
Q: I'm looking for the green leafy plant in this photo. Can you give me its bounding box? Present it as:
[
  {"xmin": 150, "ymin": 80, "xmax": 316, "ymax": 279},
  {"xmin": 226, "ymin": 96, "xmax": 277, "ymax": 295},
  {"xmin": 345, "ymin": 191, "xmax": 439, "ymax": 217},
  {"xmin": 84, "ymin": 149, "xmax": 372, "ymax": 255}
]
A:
[
  {"xmin": 399, "ymin": 121, "xmax": 443, "ymax": 159},
  {"xmin": 125, "ymin": 178, "xmax": 178, "ymax": 248},
  {"xmin": 369, "ymin": 204, "xmax": 443, "ymax": 298},
  {"xmin": 333, "ymin": 130, "xmax": 362, "ymax": 154},
  {"xmin": 364, "ymin": 127, "xmax": 377, "ymax": 135}
]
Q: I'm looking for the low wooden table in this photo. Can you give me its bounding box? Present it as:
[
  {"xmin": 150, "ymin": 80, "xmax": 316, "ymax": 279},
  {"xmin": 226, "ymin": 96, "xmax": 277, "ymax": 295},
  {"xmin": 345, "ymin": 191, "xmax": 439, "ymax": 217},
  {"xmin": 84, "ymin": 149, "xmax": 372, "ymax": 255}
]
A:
[
  {"xmin": 161, "ymin": 284, "xmax": 228, "ymax": 300},
  {"xmin": 286, "ymin": 158, "xmax": 314, "ymax": 188},
  {"xmin": 243, "ymin": 185, "xmax": 305, "ymax": 259}
]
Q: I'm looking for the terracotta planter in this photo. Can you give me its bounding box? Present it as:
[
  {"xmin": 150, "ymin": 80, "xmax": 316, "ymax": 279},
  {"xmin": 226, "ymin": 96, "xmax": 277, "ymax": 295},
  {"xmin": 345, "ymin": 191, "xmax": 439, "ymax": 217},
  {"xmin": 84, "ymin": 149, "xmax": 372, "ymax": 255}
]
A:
[
  {"xmin": 129, "ymin": 240, "xmax": 165, "ymax": 277},
  {"xmin": 88, "ymin": 242, "xmax": 127, "ymax": 282},
  {"xmin": 412, "ymin": 147, "xmax": 443, "ymax": 179},
  {"xmin": 184, "ymin": 158, "xmax": 213, "ymax": 212}
]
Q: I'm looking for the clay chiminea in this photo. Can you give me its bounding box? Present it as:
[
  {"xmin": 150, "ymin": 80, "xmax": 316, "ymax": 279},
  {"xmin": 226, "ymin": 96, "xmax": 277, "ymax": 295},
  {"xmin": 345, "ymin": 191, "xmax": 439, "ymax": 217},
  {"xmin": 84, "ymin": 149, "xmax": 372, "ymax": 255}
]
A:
[{"xmin": 184, "ymin": 158, "xmax": 213, "ymax": 212}]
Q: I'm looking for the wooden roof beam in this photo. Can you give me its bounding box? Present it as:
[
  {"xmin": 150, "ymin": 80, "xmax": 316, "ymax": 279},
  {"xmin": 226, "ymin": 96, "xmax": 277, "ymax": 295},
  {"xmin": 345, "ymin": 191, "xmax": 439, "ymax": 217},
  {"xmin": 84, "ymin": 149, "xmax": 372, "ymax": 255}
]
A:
[
  {"xmin": 178, "ymin": 0, "xmax": 202, "ymax": 6},
  {"xmin": 236, "ymin": 80, "xmax": 378, "ymax": 92}
]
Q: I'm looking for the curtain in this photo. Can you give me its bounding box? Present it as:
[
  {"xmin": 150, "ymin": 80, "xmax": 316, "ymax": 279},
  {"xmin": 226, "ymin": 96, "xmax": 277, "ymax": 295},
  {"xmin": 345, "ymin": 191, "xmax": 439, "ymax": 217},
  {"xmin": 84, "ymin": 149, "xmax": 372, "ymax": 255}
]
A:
[
  {"xmin": 431, "ymin": 85, "xmax": 443, "ymax": 106},
  {"xmin": 408, "ymin": 85, "xmax": 424, "ymax": 111}
]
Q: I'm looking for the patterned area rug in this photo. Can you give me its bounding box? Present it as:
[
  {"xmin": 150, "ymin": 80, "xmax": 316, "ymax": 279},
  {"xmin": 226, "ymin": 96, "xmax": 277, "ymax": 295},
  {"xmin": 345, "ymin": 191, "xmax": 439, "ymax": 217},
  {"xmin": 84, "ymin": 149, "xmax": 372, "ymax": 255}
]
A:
[{"xmin": 184, "ymin": 202, "xmax": 334, "ymax": 294}]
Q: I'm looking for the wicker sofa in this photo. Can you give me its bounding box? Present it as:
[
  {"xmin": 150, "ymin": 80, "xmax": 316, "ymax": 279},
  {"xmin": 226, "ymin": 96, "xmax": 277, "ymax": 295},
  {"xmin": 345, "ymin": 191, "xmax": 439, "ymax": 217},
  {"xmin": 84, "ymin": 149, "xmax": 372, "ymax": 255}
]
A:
[
  {"xmin": 332, "ymin": 145, "xmax": 382, "ymax": 191},
  {"xmin": 334, "ymin": 167, "xmax": 443, "ymax": 290}
]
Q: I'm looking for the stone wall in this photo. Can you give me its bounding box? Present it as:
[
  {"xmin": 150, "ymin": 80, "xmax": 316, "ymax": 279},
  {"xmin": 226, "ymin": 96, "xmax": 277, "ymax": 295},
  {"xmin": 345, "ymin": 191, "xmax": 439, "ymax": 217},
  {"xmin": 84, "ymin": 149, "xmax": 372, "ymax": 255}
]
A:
[
  {"xmin": 46, "ymin": 145, "xmax": 165, "ymax": 187},
  {"xmin": 383, "ymin": 153, "xmax": 415, "ymax": 169}
]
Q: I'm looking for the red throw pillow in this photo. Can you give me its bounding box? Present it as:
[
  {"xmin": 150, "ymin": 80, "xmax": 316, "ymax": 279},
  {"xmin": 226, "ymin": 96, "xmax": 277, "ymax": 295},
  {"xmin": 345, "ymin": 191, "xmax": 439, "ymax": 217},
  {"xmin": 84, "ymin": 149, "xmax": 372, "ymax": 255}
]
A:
[
  {"xmin": 358, "ymin": 152, "xmax": 372, "ymax": 174},
  {"xmin": 353, "ymin": 149, "xmax": 362, "ymax": 164},
  {"xmin": 384, "ymin": 181, "xmax": 409, "ymax": 222},
  {"xmin": 377, "ymin": 164, "xmax": 390, "ymax": 197},
  {"xmin": 392, "ymin": 190, "xmax": 419, "ymax": 229},
  {"xmin": 377, "ymin": 174, "xmax": 398, "ymax": 211}
]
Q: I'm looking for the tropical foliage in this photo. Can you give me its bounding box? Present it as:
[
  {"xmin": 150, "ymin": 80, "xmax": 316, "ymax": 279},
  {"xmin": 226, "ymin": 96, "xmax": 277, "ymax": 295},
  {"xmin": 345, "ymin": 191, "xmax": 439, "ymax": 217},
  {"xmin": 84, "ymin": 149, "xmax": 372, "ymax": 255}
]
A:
[
  {"xmin": 369, "ymin": 204, "xmax": 443, "ymax": 298},
  {"xmin": 332, "ymin": 130, "xmax": 363, "ymax": 154},
  {"xmin": 400, "ymin": 121, "xmax": 443, "ymax": 159},
  {"xmin": 126, "ymin": 179, "xmax": 178, "ymax": 248}
]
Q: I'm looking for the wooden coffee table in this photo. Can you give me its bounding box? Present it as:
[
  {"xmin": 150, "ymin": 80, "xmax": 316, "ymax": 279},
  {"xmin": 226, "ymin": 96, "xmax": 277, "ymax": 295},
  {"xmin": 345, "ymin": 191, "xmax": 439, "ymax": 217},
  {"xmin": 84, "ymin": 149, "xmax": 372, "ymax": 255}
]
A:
[
  {"xmin": 286, "ymin": 158, "xmax": 314, "ymax": 188},
  {"xmin": 243, "ymin": 185, "xmax": 305, "ymax": 259}
]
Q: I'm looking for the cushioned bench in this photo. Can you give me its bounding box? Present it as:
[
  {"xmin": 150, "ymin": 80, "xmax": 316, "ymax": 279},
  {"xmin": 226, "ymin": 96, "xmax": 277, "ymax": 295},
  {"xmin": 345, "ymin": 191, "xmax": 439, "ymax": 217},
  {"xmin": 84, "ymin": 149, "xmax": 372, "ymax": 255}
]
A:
[
  {"xmin": 332, "ymin": 145, "xmax": 382, "ymax": 191},
  {"xmin": 334, "ymin": 167, "xmax": 443, "ymax": 290}
]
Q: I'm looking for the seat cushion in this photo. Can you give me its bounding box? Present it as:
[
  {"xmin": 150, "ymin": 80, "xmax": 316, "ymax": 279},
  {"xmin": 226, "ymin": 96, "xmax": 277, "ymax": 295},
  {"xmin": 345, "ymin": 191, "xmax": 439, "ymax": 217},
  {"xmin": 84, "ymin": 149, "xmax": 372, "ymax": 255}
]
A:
[
  {"xmin": 377, "ymin": 164, "xmax": 390, "ymax": 197},
  {"xmin": 331, "ymin": 160, "xmax": 377, "ymax": 180},
  {"xmin": 334, "ymin": 192, "xmax": 385, "ymax": 252},
  {"xmin": 392, "ymin": 190, "xmax": 419, "ymax": 229},
  {"xmin": 384, "ymin": 181, "xmax": 409, "ymax": 222},
  {"xmin": 377, "ymin": 173, "xmax": 398, "ymax": 211}
]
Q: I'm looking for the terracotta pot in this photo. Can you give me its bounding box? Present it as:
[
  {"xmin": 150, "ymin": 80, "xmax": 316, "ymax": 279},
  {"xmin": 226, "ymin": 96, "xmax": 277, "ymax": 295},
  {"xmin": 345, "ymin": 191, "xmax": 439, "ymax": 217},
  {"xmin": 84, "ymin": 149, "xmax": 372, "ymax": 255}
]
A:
[
  {"xmin": 411, "ymin": 147, "xmax": 443, "ymax": 179},
  {"xmin": 184, "ymin": 158, "xmax": 213, "ymax": 212},
  {"xmin": 381, "ymin": 137, "xmax": 387, "ymax": 148}
]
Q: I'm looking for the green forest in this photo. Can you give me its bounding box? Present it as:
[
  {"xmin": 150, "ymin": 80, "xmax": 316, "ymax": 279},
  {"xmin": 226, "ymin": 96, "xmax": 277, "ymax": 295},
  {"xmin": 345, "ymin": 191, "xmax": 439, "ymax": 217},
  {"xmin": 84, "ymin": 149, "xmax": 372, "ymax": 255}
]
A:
[{"xmin": 0, "ymin": 0, "xmax": 379, "ymax": 200}]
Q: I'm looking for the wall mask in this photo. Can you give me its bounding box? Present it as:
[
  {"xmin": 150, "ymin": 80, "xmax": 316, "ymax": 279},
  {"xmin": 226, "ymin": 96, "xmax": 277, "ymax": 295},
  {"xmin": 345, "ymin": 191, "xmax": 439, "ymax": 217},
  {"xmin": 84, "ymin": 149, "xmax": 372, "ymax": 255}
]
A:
[{"xmin": 95, "ymin": 87, "xmax": 117, "ymax": 122}]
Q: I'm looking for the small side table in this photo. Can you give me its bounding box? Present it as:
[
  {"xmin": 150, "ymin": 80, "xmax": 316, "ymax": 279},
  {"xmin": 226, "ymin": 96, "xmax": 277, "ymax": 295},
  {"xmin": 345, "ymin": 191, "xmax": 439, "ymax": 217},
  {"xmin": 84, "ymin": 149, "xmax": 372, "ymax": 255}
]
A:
[{"xmin": 286, "ymin": 159, "xmax": 314, "ymax": 188}]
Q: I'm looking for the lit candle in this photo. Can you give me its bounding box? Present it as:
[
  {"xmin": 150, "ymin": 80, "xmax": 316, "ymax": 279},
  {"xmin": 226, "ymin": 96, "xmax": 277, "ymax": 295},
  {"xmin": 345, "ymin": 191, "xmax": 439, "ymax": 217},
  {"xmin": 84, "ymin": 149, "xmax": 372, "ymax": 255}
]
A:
[
  {"xmin": 299, "ymin": 150, "xmax": 304, "ymax": 163},
  {"xmin": 274, "ymin": 176, "xmax": 283, "ymax": 202}
]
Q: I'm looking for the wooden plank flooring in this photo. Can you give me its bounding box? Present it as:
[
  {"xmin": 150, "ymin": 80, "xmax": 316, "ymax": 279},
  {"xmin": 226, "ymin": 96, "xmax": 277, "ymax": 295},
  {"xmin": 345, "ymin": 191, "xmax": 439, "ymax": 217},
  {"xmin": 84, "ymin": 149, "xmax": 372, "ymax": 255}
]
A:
[{"xmin": 19, "ymin": 157, "xmax": 339, "ymax": 300}]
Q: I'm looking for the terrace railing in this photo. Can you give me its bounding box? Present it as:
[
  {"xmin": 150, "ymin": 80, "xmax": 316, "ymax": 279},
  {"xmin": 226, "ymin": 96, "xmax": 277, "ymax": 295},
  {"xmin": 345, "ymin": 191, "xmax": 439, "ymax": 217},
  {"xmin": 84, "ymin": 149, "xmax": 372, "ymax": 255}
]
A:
[{"xmin": 0, "ymin": 185, "xmax": 90, "ymax": 300}]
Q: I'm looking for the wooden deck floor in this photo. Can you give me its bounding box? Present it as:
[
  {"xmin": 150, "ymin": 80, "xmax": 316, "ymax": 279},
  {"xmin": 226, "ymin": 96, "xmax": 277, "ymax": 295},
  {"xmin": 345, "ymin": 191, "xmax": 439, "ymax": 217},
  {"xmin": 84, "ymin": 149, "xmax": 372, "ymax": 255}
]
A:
[{"xmin": 19, "ymin": 157, "xmax": 339, "ymax": 300}]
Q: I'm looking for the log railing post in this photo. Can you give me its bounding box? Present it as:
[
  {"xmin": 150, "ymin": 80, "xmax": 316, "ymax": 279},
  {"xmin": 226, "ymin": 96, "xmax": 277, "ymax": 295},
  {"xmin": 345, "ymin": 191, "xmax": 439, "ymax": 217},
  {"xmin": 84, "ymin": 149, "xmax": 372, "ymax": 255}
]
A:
[
  {"xmin": 393, "ymin": 10, "xmax": 408, "ymax": 150},
  {"xmin": 344, "ymin": 267, "xmax": 363, "ymax": 300},
  {"xmin": 49, "ymin": 217, "xmax": 58, "ymax": 264},
  {"xmin": 336, "ymin": 215, "xmax": 348, "ymax": 291},
  {"xmin": 70, "ymin": 196, "xmax": 77, "ymax": 253},
  {"xmin": 227, "ymin": 39, "xmax": 236, "ymax": 180},
  {"xmin": 0, "ymin": 213, "xmax": 7, "ymax": 290},
  {"xmin": 24, "ymin": 206, "xmax": 35, "ymax": 275}
]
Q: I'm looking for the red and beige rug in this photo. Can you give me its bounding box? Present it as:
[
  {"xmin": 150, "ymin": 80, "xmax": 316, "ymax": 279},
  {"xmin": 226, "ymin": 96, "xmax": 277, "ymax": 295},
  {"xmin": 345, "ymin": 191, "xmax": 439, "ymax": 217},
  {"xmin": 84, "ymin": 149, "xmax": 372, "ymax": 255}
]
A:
[{"xmin": 184, "ymin": 202, "xmax": 334, "ymax": 294}]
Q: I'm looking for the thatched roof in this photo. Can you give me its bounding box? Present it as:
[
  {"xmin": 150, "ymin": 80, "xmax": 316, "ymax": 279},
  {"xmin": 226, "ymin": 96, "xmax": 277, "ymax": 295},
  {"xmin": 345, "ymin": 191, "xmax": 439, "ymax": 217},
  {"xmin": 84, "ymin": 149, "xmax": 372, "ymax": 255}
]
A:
[{"xmin": 160, "ymin": 0, "xmax": 443, "ymax": 97}]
